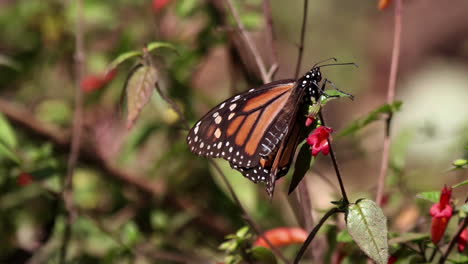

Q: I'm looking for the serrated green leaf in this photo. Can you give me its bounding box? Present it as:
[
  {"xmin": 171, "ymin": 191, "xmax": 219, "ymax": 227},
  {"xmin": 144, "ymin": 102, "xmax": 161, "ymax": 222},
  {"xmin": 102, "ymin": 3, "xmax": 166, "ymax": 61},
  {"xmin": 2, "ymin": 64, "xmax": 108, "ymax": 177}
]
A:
[
  {"xmin": 0, "ymin": 112, "xmax": 17, "ymax": 148},
  {"xmin": 107, "ymin": 51, "xmax": 142, "ymax": 71},
  {"xmin": 453, "ymin": 180, "xmax": 468, "ymax": 188},
  {"xmin": 346, "ymin": 199, "xmax": 389, "ymax": 264},
  {"xmin": 337, "ymin": 229, "xmax": 353, "ymax": 243},
  {"xmin": 125, "ymin": 64, "xmax": 158, "ymax": 129},
  {"xmin": 251, "ymin": 247, "xmax": 277, "ymax": 264},
  {"xmin": 0, "ymin": 142, "xmax": 20, "ymax": 164},
  {"xmin": 288, "ymin": 143, "xmax": 313, "ymax": 194},
  {"xmin": 388, "ymin": 232, "xmax": 429, "ymax": 245},
  {"xmin": 416, "ymin": 191, "xmax": 440, "ymax": 203},
  {"xmin": 338, "ymin": 101, "xmax": 402, "ymax": 138}
]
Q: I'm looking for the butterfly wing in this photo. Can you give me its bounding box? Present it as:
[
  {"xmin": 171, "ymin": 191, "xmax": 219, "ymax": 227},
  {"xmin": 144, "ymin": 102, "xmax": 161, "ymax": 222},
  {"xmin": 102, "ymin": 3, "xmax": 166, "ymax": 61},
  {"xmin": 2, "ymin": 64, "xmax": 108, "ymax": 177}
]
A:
[{"xmin": 187, "ymin": 79, "xmax": 296, "ymax": 173}]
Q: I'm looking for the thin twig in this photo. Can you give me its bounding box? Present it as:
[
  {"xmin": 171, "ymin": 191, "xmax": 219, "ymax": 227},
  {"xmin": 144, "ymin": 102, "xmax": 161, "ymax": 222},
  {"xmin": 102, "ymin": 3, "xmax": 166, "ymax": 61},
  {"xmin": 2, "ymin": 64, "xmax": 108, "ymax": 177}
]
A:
[
  {"xmin": 262, "ymin": 0, "xmax": 279, "ymax": 80},
  {"xmin": 294, "ymin": 0, "xmax": 309, "ymax": 78},
  {"xmin": 224, "ymin": 0, "xmax": 270, "ymax": 83},
  {"xmin": 375, "ymin": 0, "xmax": 403, "ymax": 205},
  {"xmin": 439, "ymin": 217, "xmax": 468, "ymax": 264},
  {"xmin": 210, "ymin": 160, "xmax": 292, "ymax": 264},
  {"xmin": 318, "ymin": 112, "xmax": 349, "ymax": 204},
  {"xmin": 60, "ymin": 0, "xmax": 85, "ymax": 262},
  {"xmin": 294, "ymin": 207, "xmax": 342, "ymax": 264}
]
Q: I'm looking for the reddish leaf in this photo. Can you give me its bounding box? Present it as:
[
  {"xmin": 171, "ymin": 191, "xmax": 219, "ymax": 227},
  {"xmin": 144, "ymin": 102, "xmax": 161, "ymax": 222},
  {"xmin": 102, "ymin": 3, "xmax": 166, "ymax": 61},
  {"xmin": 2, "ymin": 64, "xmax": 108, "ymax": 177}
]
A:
[{"xmin": 125, "ymin": 64, "xmax": 158, "ymax": 129}]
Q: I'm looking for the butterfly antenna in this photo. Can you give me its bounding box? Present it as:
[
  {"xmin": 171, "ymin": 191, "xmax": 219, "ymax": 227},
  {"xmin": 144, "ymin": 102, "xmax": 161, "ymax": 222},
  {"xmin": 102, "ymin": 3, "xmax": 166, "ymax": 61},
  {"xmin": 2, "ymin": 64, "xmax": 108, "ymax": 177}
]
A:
[
  {"xmin": 312, "ymin": 57, "xmax": 338, "ymax": 68},
  {"xmin": 318, "ymin": 62, "xmax": 359, "ymax": 68}
]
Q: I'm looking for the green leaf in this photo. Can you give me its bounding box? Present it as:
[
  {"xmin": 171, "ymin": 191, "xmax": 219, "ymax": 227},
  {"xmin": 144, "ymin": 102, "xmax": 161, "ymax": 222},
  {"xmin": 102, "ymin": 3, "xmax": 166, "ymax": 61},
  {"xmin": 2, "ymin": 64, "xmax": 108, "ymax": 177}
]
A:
[
  {"xmin": 107, "ymin": 50, "xmax": 142, "ymax": 71},
  {"xmin": 0, "ymin": 112, "xmax": 17, "ymax": 148},
  {"xmin": 416, "ymin": 191, "xmax": 440, "ymax": 203},
  {"xmin": 0, "ymin": 142, "xmax": 20, "ymax": 164},
  {"xmin": 346, "ymin": 199, "xmax": 389, "ymax": 264},
  {"xmin": 124, "ymin": 64, "xmax": 159, "ymax": 129},
  {"xmin": 451, "ymin": 159, "xmax": 467, "ymax": 170},
  {"xmin": 452, "ymin": 180, "xmax": 468, "ymax": 188},
  {"xmin": 175, "ymin": 0, "xmax": 198, "ymax": 17},
  {"xmin": 337, "ymin": 229, "xmax": 353, "ymax": 243},
  {"xmin": 388, "ymin": 232, "xmax": 429, "ymax": 245},
  {"xmin": 0, "ymin": 54, "xmax": 21, "ymax": 71},
  {"xmin": 251, "ymin": 247, "xmax": 277, "ymax": 264},
  {"xmin": 236, "ymin": 226, "xmax": 250, "ymax": 238},
  {"xmin": 121, "ymin": 221, "xmax": 140, "ymax": 246},
  {"xmin": 146, "ymin": 42, "xmax": 177, "ymax": 54},
  {"xmin": 338, "ymin": 101, "xmax": 403, "ymax": 138},
  {"xmin": 288, "ymin": 143, "xmax": 313, "ymax": 194}
]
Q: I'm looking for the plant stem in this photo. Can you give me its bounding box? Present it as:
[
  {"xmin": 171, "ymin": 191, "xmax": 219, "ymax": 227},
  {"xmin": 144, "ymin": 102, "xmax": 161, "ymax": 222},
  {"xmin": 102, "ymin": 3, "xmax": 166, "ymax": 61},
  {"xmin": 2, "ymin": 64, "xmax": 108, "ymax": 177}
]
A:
[
  {"xmin": 224, "ymin": 0, "xmax": 270, "ymax": 83},
  {"xmin": 294, "ymin": 207, "xmax": 342, "ymax": 263},
  {"xmin": 60, "ymin": 0, "xmax": 85, "ymax": 262},
  {"xmin": 294, "ymin": 0, "xmax": 309, "ymax": 78},
  {"xmin": 439, "ymin": 217, "xmax": 468, "ymax": 264},
  {"xmin": 375, "ymin": 0, "xmax": 403, "ymax": 205},
  {"xmin": 318, "ymin": 111, "xmax": 349, "ymax": 204}
]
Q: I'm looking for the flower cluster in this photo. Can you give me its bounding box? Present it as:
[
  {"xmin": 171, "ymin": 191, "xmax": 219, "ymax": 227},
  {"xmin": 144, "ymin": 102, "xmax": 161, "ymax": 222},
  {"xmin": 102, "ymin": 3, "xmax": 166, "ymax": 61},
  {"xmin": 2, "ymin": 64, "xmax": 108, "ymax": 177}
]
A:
[{"xmin": 306, "ymin": 126, "xmax": 333, "ymax": 156}]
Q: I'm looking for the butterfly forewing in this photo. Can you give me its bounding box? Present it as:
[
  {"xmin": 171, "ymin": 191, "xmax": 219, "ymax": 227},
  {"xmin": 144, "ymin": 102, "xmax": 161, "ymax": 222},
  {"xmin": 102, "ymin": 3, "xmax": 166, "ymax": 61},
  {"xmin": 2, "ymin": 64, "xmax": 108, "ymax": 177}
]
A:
[{"xmin": 187, "ymin": 80, "xmax": 296, "ymax": 175}]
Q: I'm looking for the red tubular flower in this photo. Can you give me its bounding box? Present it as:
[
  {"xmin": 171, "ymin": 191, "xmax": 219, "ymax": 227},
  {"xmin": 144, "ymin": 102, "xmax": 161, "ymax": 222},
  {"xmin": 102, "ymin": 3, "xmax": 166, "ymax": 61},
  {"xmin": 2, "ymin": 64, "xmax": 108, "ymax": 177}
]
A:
[
  {"xmin": 429, "ymin": 186, "xmax": 453, "ymax": 244},
  {"xmin": 458, "ymin": 228, "xmax": 467, "ymax": 252},
  {"xmin": 81, "ymin": 69, "xmax": 117, "ymax": 93},
  {"xmin": 306, "ymin": 126, "xmax": 333, "ymax": 156},
  {"xmin": 253, "ymin": 227, "xmax": 307, "ymax": 248}
]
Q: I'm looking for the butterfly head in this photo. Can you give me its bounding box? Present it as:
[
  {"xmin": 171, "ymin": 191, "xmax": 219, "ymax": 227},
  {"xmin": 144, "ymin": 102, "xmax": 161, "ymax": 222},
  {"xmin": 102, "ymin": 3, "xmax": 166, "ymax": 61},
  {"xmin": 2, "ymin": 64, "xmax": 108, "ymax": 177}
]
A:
[{"xmin": 300, "ymin": 66, "xmax": 323, "ymax": 102}]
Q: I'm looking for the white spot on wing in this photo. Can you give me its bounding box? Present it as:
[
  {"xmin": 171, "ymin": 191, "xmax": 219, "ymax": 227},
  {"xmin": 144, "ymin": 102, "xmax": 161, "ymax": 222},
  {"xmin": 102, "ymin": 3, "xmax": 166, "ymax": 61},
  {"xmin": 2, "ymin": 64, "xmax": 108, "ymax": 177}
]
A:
[
  {"xmin": 214, "ymin": 128, "xmax": 221, "ymax": 138},
  {"xmin": 229, "ymin": 104, "xmax": 237, "ymax": 111},
  {"xmin": 215, "ymin": 116, "xmax": 222, "ymax": 124},
  {"xmin": 228, "ymin": 113, "xmax": 235, "ymax": 120}
]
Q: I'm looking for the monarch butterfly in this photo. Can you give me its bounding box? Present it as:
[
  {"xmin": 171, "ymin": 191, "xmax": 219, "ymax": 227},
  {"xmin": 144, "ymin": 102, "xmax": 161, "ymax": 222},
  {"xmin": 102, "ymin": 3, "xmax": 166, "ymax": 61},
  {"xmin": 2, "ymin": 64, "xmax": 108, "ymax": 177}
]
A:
[{"xmin": 187, "ymin": 60, "xmax": 351, "ymax": 197}]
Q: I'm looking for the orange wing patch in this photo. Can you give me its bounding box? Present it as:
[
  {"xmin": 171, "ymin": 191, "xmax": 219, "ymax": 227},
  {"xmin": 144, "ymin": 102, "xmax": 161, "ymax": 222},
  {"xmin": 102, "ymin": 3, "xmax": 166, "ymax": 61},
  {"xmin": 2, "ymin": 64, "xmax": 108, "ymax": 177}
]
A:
[
  {"xmin": 227, "ymin": 115, "xmax": 245, "ymax": 136},
  {"xmin": 243, "ymin": 83, "xmax": 294, "ymax": 112},
  {"xmin": 245, "ymin": 92, "xmax": 290, "ymax": 155},
  {"xmin": 235, "ymin": 110, "xmax": 260, "ymax": 147}
]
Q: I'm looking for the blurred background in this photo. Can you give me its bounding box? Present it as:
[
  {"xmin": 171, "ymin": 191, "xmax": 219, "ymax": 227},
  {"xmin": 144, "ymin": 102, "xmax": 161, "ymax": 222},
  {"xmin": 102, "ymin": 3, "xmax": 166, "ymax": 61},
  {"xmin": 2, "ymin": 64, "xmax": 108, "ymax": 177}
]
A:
[{"xmin": 0, "ymin": 0, "xmax": 466, "ymax": 263}]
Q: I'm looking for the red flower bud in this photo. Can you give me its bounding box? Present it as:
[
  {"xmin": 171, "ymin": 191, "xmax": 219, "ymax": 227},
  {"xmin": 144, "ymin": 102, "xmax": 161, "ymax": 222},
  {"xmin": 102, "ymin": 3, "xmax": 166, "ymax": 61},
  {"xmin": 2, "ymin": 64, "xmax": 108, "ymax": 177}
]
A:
[
  {"xmin": 17, "ymin": 172, "xmax": 33, "ymax": 186},
  {"xmin": 306, "ymin": 126, "xmax": 333, "ymax": 156},
  {"xmin": 305, "ymin": 116, "xmax": 315, "ymax": 127},
  {"xmin": 458, "ymin": 228, "xmax": 467, "ymax": 252},
  {"xmin": 81, "ymin": 69, "xmax": 117, "ymax": 93},
  {"xmin": 429, "ymin": 186, "xmax": 453, "ymax": 244}
]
